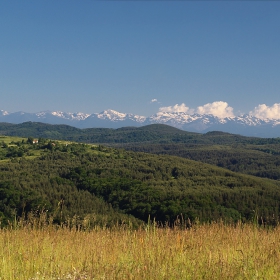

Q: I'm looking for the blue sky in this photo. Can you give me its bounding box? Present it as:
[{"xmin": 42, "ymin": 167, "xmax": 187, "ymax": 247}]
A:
[{"xmin": 1, "ymin": 1, "xmax": 280, "ymax": 118}]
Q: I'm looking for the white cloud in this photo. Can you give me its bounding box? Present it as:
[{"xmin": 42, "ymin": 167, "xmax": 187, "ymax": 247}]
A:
[
  {"xmin": 159, "ymin": 101, "xmax": 234, "ymax": 118},
  {"xmin": 249, "ymin": 103, "xmax": 280, "ymax": 120},
  {"xmin": 159, "ymin": 103, "xmax": 194, "ymax": 114},
  {"xmin": 151, "ymin": 99, "xmax": 158, "ymax": 103},
  {"xmin": 196, "ymin": 101, "xmax": 235, "ymax": 118}
]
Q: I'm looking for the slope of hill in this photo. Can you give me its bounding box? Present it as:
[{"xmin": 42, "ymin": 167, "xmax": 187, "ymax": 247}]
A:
[
  {"xmin": 122, "ymin": 142, "xmax": 280, "ymax": 181},
  {"xmin": 1, "ymin": 122, "xmax": 280, "ymax": 181},
  {"xmin": 1, "ymin": 136, "xmax": 280, "ymax": 227},
  {"xmin": 0, "ymin": 122, "xmax": 199, "ymax": 143},
  {"xmin": 2, "ymin": 122, "xmax": 280, "ymax": 144},
  {"xmin": 2, "ymin": 123, "xmax": 280, "ymax": 182}
]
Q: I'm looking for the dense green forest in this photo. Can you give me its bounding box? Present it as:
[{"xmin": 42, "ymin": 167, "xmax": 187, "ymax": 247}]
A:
[
  {"xmin": 2, "ymin": 122, "xmax": 279, "ymax": 181},
  {"xmin": 1, "ymin": 135, "xmax": 280, "ymax": 227},
  {"xmin": 120, "ymin": 141, "xmax": 280, "ymax": 181},
  {"xmin": 3, "ymin": 122, "xmax": 280, "ymax": 145}
]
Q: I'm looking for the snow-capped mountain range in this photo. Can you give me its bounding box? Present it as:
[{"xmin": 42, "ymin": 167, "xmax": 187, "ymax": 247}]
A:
[{"xmin": 1, "ymin": 109, "xmax": 280, "ymax": 137}]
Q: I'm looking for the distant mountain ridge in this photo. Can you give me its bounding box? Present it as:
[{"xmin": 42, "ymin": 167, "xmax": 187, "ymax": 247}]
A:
[{"xmin": 1, "ymin": 109, "xmax": 280, "ymax": 137}]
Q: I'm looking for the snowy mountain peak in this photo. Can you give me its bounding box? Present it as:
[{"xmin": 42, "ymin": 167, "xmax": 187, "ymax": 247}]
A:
[
  {"xmin": 35, "ymin": 111, "xmax": 90, "ymax": 121},
  {"xmin": 0, "ymin": 109, "xmax": 280, "ymax": 137},
  {"xmin": 97, "ymin": 109, "xmax": 127, "ymax": 120},
  {"xmin": 0, "ymin": 110, "xmax": 9, "ymax": 116},
  {"xmin": 96, "ymin": 109, "xmax": 146, "ymax": 123}
]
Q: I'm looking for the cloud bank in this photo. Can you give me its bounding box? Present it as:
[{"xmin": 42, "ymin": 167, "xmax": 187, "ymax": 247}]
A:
[
  {"xmin": 159, "ymin": 101, "xmax": 280, "ymax": 119},
  {"xmin": 196, "ymin": 101, "xmax": 235, "ymax": 118},
  {"xmin": 249, "ymin": 104, "xmax": 280, "ymax": 120},
  {"xmin": 159, "ymin": 101, "xmax": 235, "ymax": 118},
  {"xmin": 159, "ymin": 103, "xmax": 194, "ymax": 114}
]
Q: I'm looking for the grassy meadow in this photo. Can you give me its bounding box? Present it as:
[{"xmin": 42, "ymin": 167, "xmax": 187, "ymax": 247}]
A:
[{"xmin": 1, "ymin": 220, "xmax": 280, "ymax": 280}]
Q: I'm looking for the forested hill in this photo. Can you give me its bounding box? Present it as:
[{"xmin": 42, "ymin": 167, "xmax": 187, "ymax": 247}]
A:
[
  {"xmin": 1, "ymin": 122, "xmax": 280, "ymax": 145},
  {"xmin": 0, "ymin": 122, "xmax": 199, "ymax": 143},
  {"xmin": 1, "ymin": 136, "xmax": 280, "ymax": 227},
  {"xmin": 2, "ymin": 122, "xmax": 280, "ymax": 183},
  {"xmin": 2, "ymin": 121, "xmax": 280, "ymax": 181}
]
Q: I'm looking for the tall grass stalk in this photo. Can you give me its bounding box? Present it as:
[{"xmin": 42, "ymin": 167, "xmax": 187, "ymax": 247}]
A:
[{"xmin": 1, "ymin": 219, "xmax": 280, "ymax": 279}]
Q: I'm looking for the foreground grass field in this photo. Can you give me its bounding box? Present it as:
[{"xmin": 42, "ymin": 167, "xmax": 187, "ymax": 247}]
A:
[{"xmin": 1, "ymin": 220, "xmax": 280, "ymax": 280}]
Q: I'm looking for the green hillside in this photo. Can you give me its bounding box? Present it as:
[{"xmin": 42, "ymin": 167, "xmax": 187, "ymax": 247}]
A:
[
  {"xmin": 120, "ymin": 141, "xmax": 280, "ymax": 181},
  {"xmin": 1, "ymin": 122, "xmax": 280, "ymax": 182},
  {"xmin": 2, "ymin": 122, "xmax": 280, "ymax": 181},
  {"xmin": 1, "ymin": 122, "xmax": 280, "ymax": 145},
  {"xmin": 0, "ymin": 122, "xmax": 258, "ymax": 144},
  {"xmin": 0, "ymin": 122, "xmax": 198, "ymax": 143},
  {"xmin": 1, "ymin": 136, "xmax": 280, "ymax": 227}
]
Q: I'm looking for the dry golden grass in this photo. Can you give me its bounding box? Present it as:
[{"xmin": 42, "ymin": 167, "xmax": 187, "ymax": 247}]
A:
[{"xmin": 1, "ymin": 221, "xmax": 280, "ymax": 279}]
